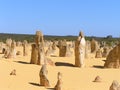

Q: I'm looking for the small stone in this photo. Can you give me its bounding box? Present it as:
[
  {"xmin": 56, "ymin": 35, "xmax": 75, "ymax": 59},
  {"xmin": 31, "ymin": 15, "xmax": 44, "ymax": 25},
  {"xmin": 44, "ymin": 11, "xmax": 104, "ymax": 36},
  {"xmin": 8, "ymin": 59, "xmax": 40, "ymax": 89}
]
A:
[
  {"xmin": 109, "ymin": 80, "xmax": 120, "ymax": 90},
  {"xmin": 93, "ymin": 76, "xmax": 102, "ymax": 82},
  {"xmin": 10, "ymin": 69, "xmax": 16, "ymax": 75}
]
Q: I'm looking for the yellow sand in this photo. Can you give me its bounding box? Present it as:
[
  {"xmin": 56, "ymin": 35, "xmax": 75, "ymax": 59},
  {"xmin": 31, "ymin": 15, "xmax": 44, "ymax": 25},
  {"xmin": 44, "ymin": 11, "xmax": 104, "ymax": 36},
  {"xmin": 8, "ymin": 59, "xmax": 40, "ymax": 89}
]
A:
[{"xmin": 0, "ymin": 45, "xmax": 120, "ymax": 90}]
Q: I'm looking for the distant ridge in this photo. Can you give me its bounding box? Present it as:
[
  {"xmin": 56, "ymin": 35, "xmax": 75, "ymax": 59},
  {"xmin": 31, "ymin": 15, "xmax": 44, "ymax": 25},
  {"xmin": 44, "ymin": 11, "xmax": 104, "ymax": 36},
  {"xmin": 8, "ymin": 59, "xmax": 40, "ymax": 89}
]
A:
[{"xmin": 0, "ymin": 33, "xmax": 119, "ymax": 43}]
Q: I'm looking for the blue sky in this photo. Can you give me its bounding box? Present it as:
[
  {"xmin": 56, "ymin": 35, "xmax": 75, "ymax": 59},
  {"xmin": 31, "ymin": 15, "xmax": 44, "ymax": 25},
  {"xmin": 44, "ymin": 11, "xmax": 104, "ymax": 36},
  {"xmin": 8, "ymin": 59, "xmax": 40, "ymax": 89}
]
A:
[{"xmin": 0, "ymin": 0, "xmax": 120, "ymax": 37}]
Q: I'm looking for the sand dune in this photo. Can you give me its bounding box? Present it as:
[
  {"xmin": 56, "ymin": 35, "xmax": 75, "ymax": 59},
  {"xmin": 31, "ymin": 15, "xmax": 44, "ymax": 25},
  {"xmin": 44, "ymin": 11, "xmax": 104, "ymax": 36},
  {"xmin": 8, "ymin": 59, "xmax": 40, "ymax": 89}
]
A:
[{"xmin": 0, "ymin": 45, "xmax": 120, "ymax": 90}]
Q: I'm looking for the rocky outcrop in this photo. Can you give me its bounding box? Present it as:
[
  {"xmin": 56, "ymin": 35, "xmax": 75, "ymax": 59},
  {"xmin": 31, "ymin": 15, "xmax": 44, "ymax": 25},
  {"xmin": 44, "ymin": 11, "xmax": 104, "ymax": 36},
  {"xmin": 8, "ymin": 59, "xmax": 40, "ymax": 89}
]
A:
[{"xmin": 104, "ymin": 43, "xmax": 120, "ymax": 68}]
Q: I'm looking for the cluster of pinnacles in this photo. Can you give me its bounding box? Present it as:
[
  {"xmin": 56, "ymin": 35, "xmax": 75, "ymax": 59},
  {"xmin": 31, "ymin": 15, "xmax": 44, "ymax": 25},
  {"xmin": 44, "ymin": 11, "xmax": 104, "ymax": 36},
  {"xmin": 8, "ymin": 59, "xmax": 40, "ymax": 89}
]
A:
[{"xmin": 1, "ymin": 29, "xmax": 120, "ymax": 90}]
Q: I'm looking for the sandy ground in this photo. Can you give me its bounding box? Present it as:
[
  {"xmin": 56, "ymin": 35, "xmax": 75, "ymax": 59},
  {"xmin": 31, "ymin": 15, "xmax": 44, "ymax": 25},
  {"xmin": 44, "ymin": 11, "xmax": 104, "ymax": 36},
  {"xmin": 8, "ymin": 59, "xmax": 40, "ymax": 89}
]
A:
[{"xmin": 0, "ymin": 45, "xmax": 120, "ymax": 90}]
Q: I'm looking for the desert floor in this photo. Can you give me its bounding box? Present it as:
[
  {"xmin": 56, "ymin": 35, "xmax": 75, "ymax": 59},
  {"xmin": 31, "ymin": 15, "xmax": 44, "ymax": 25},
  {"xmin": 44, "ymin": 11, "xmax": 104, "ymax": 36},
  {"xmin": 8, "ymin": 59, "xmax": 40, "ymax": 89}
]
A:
[{"xmin": 0, "ymin": 45, "xmax": 120, "ymax": 90}]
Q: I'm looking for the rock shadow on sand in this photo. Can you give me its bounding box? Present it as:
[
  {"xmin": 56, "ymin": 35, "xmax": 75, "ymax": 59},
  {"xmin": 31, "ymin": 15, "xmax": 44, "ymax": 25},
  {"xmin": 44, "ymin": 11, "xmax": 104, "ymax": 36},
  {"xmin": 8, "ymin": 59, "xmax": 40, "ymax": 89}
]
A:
[
  {"xmin": 93, "ymin": 65, "xmax": 104, "ymax": 69},
  {"xmin": 14, "ymin": 61, "xmax": 30, "ymax": 64},
  {"xmin": 29, "ymin": 82, "xmax": 41, "ymax": 87},
  {"xmin": 29, "ymin": 82, "xmax": 54, "ymax": 89},
  {"xmin": 55, "ymin": 62, "xmax": 75, "ymax": 67},
  {"xmin": 47, "ymin": 88, "xmax": 54, "ymax": 90},
  {"xmin": 50, "ymin": 55, "xmax": 58, "ymax": 57}
]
